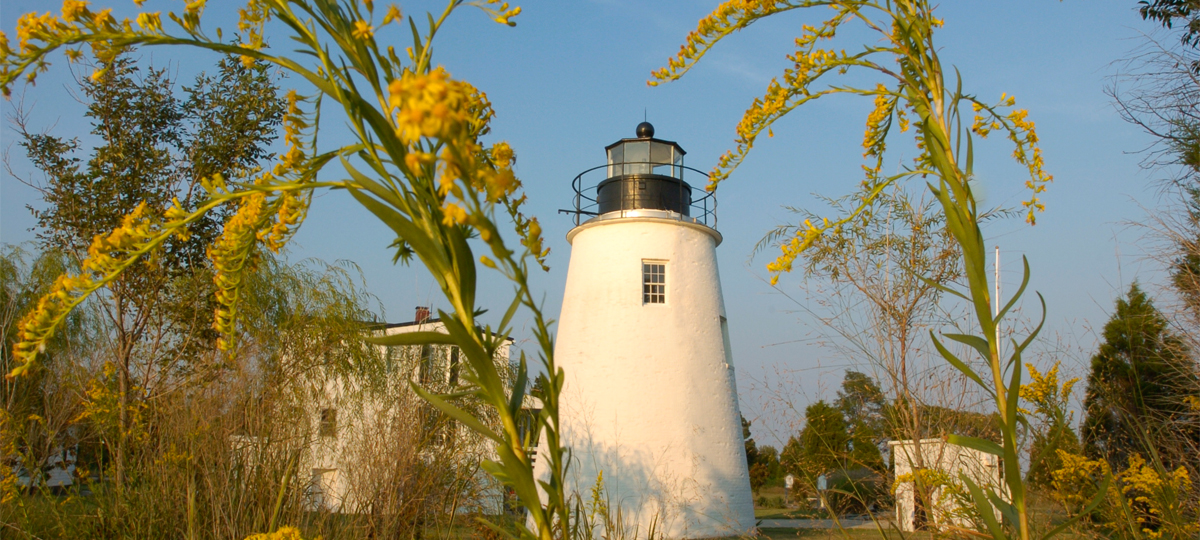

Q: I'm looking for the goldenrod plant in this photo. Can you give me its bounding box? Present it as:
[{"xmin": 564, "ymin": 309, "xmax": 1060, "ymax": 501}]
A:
[
  {"xmin": 652, "ymin": 2, "xmax": 1106, "ymax": 539},
  {"xmin": 1, "ymin": 2, "xmax": 570, "ymax": 539},
  {"xmin": 1050, "ymin": 450, "xmax": 1197, "ymax": 539}
]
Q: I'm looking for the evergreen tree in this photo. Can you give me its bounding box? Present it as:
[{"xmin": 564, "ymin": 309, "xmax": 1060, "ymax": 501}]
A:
[{"xmin": 1081, "ymin": 283, "xmax": 1200, "ymax": 467}]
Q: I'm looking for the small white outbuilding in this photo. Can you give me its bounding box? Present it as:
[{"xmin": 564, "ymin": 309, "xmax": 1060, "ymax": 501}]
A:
[{"xmin": 890, "ymin": 438, "xmax": 1005, "ymax": 532}]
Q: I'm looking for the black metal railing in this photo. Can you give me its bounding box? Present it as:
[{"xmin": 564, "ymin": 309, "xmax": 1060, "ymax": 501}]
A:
[{"xmin": 558, "ymin": 162, "xmax": 717, "ymax": 228}]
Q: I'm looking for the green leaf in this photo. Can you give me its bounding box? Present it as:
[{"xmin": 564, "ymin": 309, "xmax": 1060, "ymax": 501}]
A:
[
  {"xmin": 996, "ymin": 256, "xmax": 1031, "ymax": 322},
  {"xmin": 364, "ymin": 331, "xmax": 456, "ymax": 347},
  {"xmin": 1006, "ymin": 345, "xmax": 1023, "ymax": 428},
  {"xmin": 960, "ymin": 473, "xmax": 1008, "ymax": 540},
  {"xmin": 947, "ymin": 434, "xmax": 1004, "ymax": 456},
  {"xmin": 509, "ymin": 356, "xmax": 528, "ymax": 417},
  {"xmin": 411, "ymin": 383, "xmax": 502, "ymax": 443},
  {"xmin": 931, "ymin": 331, "xmax": 991, "ymax": 395},
  {"xmin": 345, "ymin": 187, "xmax": 449, "ymax": 284},
  {"xmin": 944, "ymin": 333, "xmax": 991, "ymax": 363},
  {"xmin": 987, "ymin": 488, "xmax": 1019, "ymax": 529},
  {"xmin": 499, "ymin": 288, "xmax": 523, "ymax": 333}
]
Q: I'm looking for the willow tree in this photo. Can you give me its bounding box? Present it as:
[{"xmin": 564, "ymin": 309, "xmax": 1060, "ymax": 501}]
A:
[{"xmin": 650, "ymin": 2, "xmax": 1105, "ymax": 539}]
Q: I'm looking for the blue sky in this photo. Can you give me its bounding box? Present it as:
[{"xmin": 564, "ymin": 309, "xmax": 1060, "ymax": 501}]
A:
[{"xmin": 0, "ymin": 1, "xmax": 1181, "ymax": 446}]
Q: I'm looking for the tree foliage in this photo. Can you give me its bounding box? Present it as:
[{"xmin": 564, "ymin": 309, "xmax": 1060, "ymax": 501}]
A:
[
  {"xmin": 1140, "ymin": 0, "xmax": 1200, "ymax": 52},
  {"xmin": 795, "ymin": 400, "xmax": 851, "ymax": 477},
  {"xmin": 835, "ymin": 371, "xmax": 886, "ymax": 472},
  {"xmin": 1081, "ymin": 283, "xmax": 1200, "ymax": 468},
  {"xmin": 11, "ymin": 53, "xmax": 286, "ymax": 490},
  {"xmin": 1, "ymin": 2, "xmax": 565, "ymax": 538}
]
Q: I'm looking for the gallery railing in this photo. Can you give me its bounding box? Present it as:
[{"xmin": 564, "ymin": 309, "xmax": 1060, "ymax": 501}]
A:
[{"xmin": 559, "ymin": 162, "xmax": 717, "ymax": 229}]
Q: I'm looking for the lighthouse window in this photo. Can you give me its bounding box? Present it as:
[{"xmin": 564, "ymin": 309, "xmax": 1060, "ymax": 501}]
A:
[{"xmin": 642, "ymin": 261, "xmax": 666, "ymax": 304}]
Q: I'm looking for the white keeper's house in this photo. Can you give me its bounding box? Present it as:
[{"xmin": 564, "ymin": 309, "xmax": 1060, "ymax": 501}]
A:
[{"xmin": 231, "ymin": 306, "xmax": 535, "ymax": 515}]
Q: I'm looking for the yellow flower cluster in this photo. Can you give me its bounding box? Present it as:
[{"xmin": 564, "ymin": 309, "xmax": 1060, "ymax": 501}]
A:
[
  {"xmin": 383, "ymin": 5, "xmax": 403, "ymax": 26},
  {"xmin": 389, "ymin": 67, "xmax": 483, "ymax": 146},
  {"xmin": 474, "ymin": 0, "xmax": 522, "ymax": 27},
  {"xmin": 385, "ymin": 67, "xmax": 546, "ymax": 265},
  {"xmin": 969, "ymin": 94, "xmax": 1052, "ymax": 225},
  {"xmin": 765, "ymin": 218, "xmax": 827, "ymax": 285},
  {"xmin": 701, "ymin": 9, "xmax": 854, "ymax": 193},
  {"xmin": 352, "ymin": 20, "xmax": 374, "ymax": 41},
  {"xmin": 15, "ymin": 11, "xmax": 72, "ymax": 56},
  {"xmin": 1118, "ymin": 454, "xmax": 1195, "ymax": 539},
  {"xmin": 1006, "ymin": 107, "xmax": 1052, "ymax": 225},
  {"xmin": 1052, "ymin": 450, "xmax": 1197, "ymax": 537},
  {"xmin": 136, "ymin": 12, "xmax": 163, "ymax": 34},
  {"xmin": 893, "ymin": 467, "xmax": 955, "ymax": 493},
  {"xmin": 8, "ymin": 203, "xmax": 162, "ymax": 378},
  {"xmin": 244, "ymin": 526, "xmax": 309, "ymax": 540},
  {"xmin": 75, "ymin": 361, "xmax": 148, "ymax": 445},
  {"xmin": 0, "ymin": 411, "xmax": 19, "ymax": 505},
  {"xmin": 276, "ymin": 90, "xmax": 308, "ymax": 175},
  {"xmin": 237, "ymin": 0, "xmax": 270, "ymax": 67},
  {"xmin": 180, "ymin": 0, "xmax": 207, "ymax": 33},
  {"xmin": 1050, "ymin": 449, "xmax": 1109, "ymax": 509},
  {"xmin": 650, "ymin": 0, "xmax": 797, "ymax": 85},
  {"xmin": 208, "ymin": 187, "xmax": 270, "ymax": 352},
  {"xmin": 3, "ymin": 0, "xmax": 166, "ymax": 95},
  {"xmin": 862, "ymin": 84, "xmax": 894, "ymax": 160},
  {"xmin": 1018, "ymin": 360, "xmax": 1077, "ymax": 420}
]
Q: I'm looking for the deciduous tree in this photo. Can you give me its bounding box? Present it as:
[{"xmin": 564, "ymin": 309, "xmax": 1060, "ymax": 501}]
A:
[{"xmin": 11, "ymin": 54, "xmax": 284, "ymax": 489}]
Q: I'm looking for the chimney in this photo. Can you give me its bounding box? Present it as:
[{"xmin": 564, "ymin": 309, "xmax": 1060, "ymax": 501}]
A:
[{"xmin": 414, "ymin": 306, "xmax": 431, "ymax": 323}]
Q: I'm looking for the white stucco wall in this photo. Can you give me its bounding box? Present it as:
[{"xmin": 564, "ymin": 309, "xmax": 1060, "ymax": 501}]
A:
[
  {"xmin": 301, "ymin": 320, "xmax": 513, "ymax": 514},
  {"xmin": 539, "ymin": 213, "xmax": 755, "ymax": 539},
  {"xmin": 890, "ymin": 438, "xmax": 1004, "ymax": 532}
]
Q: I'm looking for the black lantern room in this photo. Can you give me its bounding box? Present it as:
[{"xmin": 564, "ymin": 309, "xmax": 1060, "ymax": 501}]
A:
[
  {"xmin": 563, "ymin": 122, "xmax": 716, "ymax": 228},
  {"xmin": 596, "ymin": 122, "xmax": 692, "ymax": 216}
]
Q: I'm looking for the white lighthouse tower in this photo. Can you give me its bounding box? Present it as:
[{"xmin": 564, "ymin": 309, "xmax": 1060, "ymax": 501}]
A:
[{"xmin": 539, "ymin": 123, "xmax": 755, "ymax": 538}]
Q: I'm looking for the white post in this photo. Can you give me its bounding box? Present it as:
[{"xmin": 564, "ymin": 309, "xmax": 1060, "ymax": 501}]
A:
[{"xmin": 994, "ymin": 245, "xmax": 1000, "ymax": 356}]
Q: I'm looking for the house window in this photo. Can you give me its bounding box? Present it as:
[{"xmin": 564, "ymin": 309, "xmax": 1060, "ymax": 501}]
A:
[
  {"xmin": 319, "ymin": 408, "xmax": 337, "ymax": 438},
  {"xmin": 448, "ymin": 347, "xmax": 460, "ymax": 387},
  {"xmin": 642, "ymin": 261, "xmax": 666, "ymax": 304},
  {"xmin": 418, "ymin": 344, "xmax": 433, "ymax": 384}
]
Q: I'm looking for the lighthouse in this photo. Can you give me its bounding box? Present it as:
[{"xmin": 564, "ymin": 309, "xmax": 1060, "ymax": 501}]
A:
[{"xmin": 539, "ymin": 122, "xmax": 755, "ymax": 538}]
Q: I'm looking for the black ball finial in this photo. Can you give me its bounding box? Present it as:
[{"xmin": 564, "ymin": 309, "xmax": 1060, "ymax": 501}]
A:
[{"xmin": 636, "ymin": 121, "xmax": 655, "ymax": 138}]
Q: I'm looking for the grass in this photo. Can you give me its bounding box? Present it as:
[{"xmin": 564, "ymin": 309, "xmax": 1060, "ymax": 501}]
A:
[
  {"xmin": 752, "ymin": 485, "xmax": 878, "ymax": 520},
  {"xmin": 755, "ymin": 506, "xmax": 833, "ymax": 519},
  {"xmin": 757, "ymin": 528, "xmax": 897, "ymax": 539}
]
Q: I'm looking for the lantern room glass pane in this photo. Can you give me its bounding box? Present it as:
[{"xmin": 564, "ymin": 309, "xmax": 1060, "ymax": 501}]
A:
[
  {"xmin": 650, "ymin": 141, "xmax": 674, "ymax": 177},
  {"xmin": 607, "ymin": 144, "xmax": 623, "ymax": 177},
  {"xmin": 623, "ymin": 141, "xmax": 650, "ymax": 175}
]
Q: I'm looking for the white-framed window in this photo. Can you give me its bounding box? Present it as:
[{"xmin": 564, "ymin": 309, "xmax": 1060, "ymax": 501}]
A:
[
  {"xmin": 319, "ymin": 408, "xmax": 338, "ymax": 438},
  {"xmin": 642, "ymin": 260, "xmax": 666, "ymax": 304}
]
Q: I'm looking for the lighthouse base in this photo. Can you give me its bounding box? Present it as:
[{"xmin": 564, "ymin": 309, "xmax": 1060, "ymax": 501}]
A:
[{"xmin": 536, "ymin": 214, "xmax": 755, "ymax": 539}]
